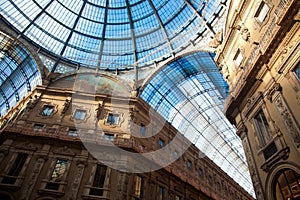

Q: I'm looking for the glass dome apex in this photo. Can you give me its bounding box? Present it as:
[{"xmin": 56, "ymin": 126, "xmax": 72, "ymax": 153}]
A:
[{"xmin": 0, "ymin": 0, "xmax": 226, "ymax": 70}]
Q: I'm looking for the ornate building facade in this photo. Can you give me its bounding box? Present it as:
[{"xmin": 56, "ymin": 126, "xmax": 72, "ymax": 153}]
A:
[
  {"xmin": 215, "ymin": 0, "xmax": 300, "ymax": 199},
  {"xmin": 0, "ymin": 74, "xmax": 254, "ymax": 200}
]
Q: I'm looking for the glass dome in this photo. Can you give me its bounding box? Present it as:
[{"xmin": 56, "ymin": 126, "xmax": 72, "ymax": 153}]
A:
[
  {"xmin": 141, "ymin": 52, "xmax": 255, "ymax": 196},
  {"xmin": 0, "ymin": 0, "xmax": 226, "ymax": 70}
]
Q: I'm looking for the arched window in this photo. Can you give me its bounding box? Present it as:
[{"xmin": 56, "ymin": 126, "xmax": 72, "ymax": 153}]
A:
[{"xmin": 274, "ymin": 169, "xmax": 300, "ymax": 200}]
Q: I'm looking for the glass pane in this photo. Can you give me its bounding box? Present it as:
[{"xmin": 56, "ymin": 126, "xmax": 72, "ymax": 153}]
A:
[
  {"xmin": 74, "ymin": 109, "xmax": 86, "ymax": 120},
  {"xmin": 92, "ymin": 165, "xmax": 107, "ymax": 188},
  {"xmin": 50, "ymin": 159, "xmax": 68, "ymax": 182},
  {"xmin": 42, "ymin": 105, "xmax": 54, "ymax": 116},
  {"xmin": 135, "ymin": 176, "xmax": 143, "ymax": 198},
  {"xmin": 107, "ymin": 114, "xmax": 119, "ymax": 124}
]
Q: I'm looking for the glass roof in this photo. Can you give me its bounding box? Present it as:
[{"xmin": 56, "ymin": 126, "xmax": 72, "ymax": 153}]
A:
[
  {"xmin": 141, "ymin": 52, "xmax": 255, "ymax": 196},
  {"xmin": 0, "ymin": 31, "xmax": 41, "ymax": 116},
  {"xmin": 0, "ymin": 0, "xmax": 226, "ymax": 70}
]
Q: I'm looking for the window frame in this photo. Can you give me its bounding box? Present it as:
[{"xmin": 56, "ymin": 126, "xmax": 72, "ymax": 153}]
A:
[
  {"xmin": 33, "ymin": 123, "xmax": 44, "ymax": 131},
  {"xmin": 1, "ymin": 153, "xmax": 29, "ymax": 185},
  {"xmin": 89, "ymin": 164, "xmax": 108, "ymax": 197},
  {"xmin": 104, "ymin": 133, "xmax": 114, "ymax": 141},
  {"xmin": 233, "ymin": 48, "xmax": 244, "ymax": 69},
  {"xmin": 158, "ymin": 138, "xmax": 165, "ymax": 148},
  {"xmin": 253, "ymin": 109, "xmax": 271, "ymax": 146},
  {"xmin": 134, "ymin": 175, "xmax": 143, "ymax": 199},
  {"xmin": 254, "ymin": 1, "xmax": 270, "ymax": 24},
  {"xmin": 45, "ymin": 159, "xmax": 69, "ymax": 190},
  {"xmin": 74, "ymin": 109, "xmax": 87, "ymax": 121},
  {"xmin": 158, "ymin": 186, "xmax": 164, "ymax": 200},
  {"xmin": 41, "ymin": 105, "xmax": 54, "ymax": 117},
  {"xmin": 68, "ymin": 128, "xmax": 78, "ymax": 137},
  {"xmin": 107, "ymin": 113, "xmax": 120, "ymax": 125}
]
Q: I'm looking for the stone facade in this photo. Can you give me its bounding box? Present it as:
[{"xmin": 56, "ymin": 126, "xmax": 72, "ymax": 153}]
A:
[
  {"xmin": 215, "ymin": 0, "xmax": 300, "ymax": 199},
  {"xmin": 0, "ymin": 76, "xmax": 254, "ymax": 200}
]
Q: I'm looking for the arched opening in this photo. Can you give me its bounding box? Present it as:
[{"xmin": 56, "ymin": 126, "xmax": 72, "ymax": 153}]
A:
[
  {"xmin": 274, "ymin": 169, "xmax": 300, "ymax": 200},
  {"xmin": 0, "ymin": 31, "xmax": 42, "ymax": 116}
]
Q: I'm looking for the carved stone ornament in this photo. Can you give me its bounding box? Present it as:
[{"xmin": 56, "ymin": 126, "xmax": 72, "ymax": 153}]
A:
[
  {"xmin": 70, "ymin": 163, "xmax": 85, "ymax": 200},
  {"xmin": 61, "ymin": 98, "xmax": 71, "ymax": 114},
  {"xmin": 95, "ymin": 101, "xmax": 104, "ymax": 121},
  {"xmin": 15, "ymin": 141, "xmax": 38, "ymax": 151},
  {"xmin": 25, "ymin": 95, "xmax": 40, "ymax": 111},
  {"xmin": 274, "ymin": 94, "xmax": 300, "ymax": 146},
  {"xmin": 21, "ymin": 157, "xmax": 45, "ymax": 200},
  {"xmin": 236, "ymin": 122, "xmax": 248, "ymax": 137},
  {"xmin": 53, "ymin": 146, "xmax": 76, "ymax": 156},
  {"xmin": 266, "ymin": 83, "xmax": 282, "ymax": 101},
  {"xmin": 233, "ymin": 24, "xmax": 251, "ymax": 42},
  {"xmin": 242, "ymin": 137, "xmax": 264, "ymax": 199},
  {"xmin": 243, "ymin": 92, "xmax": 263, "ymax": 117},
  {"xmin": 208, "ymin": 30, "xmax": 223, "ymax": 48}
]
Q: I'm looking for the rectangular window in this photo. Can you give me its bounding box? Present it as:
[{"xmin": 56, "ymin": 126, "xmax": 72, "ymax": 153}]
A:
[
  {"xmin": 89, "ymin": 165, "xmax": 107, "ymax": 196},
  {"xmin": 174, "ymin": 151, "xmax": 178, "ymax": 159},
  {"xmin": 68, "ymin": 128, "xmax": 78, "ymax": 137},
  {"xmin": 255, "ymin": 1, "xmax": 270, "ymax": 23},
  {"xmin": 233, "ymin": 49, "xmax": 243, "ymax": 67},
  {"xmin": 104, "ymin": 133, "xmax": 114, "ymax": 141},
  {"xmin": 134, "ymin": 175, "xmax": 143, "ymax": 199},
  {"xmin": 2, "ymin": 153, "xmax": 28, "ymax": 184},
  {"xmin": 34, "ymin": 124, "xmax": 43, "ymax": 131},
  {"xmin": 198, "ymin": 168, "xmax": 203, "ymax": 177},
  {"xmin": 253, "ymin": 110, "xmax": 271, "ymax": 146},
  {"xmin": 159, "ymin": 186, "xmax": 164, "ymax": 200},
  {"xmin": 263, "ymin": 141, "xmax": 277, "ymax": 160},
  {"xmin": 187, "ymin": 160, "xmax": 192, "ymax": 168},
  {"xmin": 158, "ymin": 138, "xmax": 164, "ymax": 148},
  {"xmin": 45, "ymin": 159, "xmax": 68, "ymax": 190},
  {"xmin": 107, "ymin": 113, "xmax": 119, "ymax": 125},
  {"xmin": 140, "ymin": 124, "xmax": 146, "ymax": 136},
  {"xmin": 74, "ymin": 109, "xmax": 86, "ymax": 120},
  {"xmin": 42, "ymin": 105, "xmax": 54, "ymax": 116}
]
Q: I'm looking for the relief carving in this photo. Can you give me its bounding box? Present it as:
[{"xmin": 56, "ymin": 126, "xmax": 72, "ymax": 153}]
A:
[
  {"xmin": 53, "ymin": 146, "xmax": 76, "ymax": 156},
  {"xmin": 274, "ymin": 95, "xmax": 300, "ymax": 145},
  {"xmin": 266, "ymin": 83, "xmax": 282, "ymax": 101},
  {"xmin": 21, "ymin": 157, "xmax": 45, "ymax": 200},
  {"xmin": 242, "ymin": 137, "xmax": 264, "ymax": 200},
  {"xmin": 95, "ymin": 101, "xmax": 104, "ymax": 121},
  {"xmin": 15, "ymin": 141, "xmax": 38, "ymax": 151},
  {"xmin": 234, "ymin": 25, "xmax": 251, "ymax": 42},
  {"xmin": 61, "ymin": 98, "xmax": 71, "ymax": 114},
  {"xmin": 244, "ymin": 92, "xmax": 263, "ymax": 117},
  {"xmin": 69, "ymin": 163, "xmax": 85, "ymax": 200}
]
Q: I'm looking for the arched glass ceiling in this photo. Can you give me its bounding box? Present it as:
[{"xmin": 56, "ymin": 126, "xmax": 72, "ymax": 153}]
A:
[
  {"xmin": 0, "ymin": 0, "xmax": 227, "ymax": 70},
  {"xmin": 0, "ymin": 31, "xmax": 41, "ymax": 116},
  {"xmin": 140, "ymin": 52, "xmax": 255, "ymax": 196}
]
